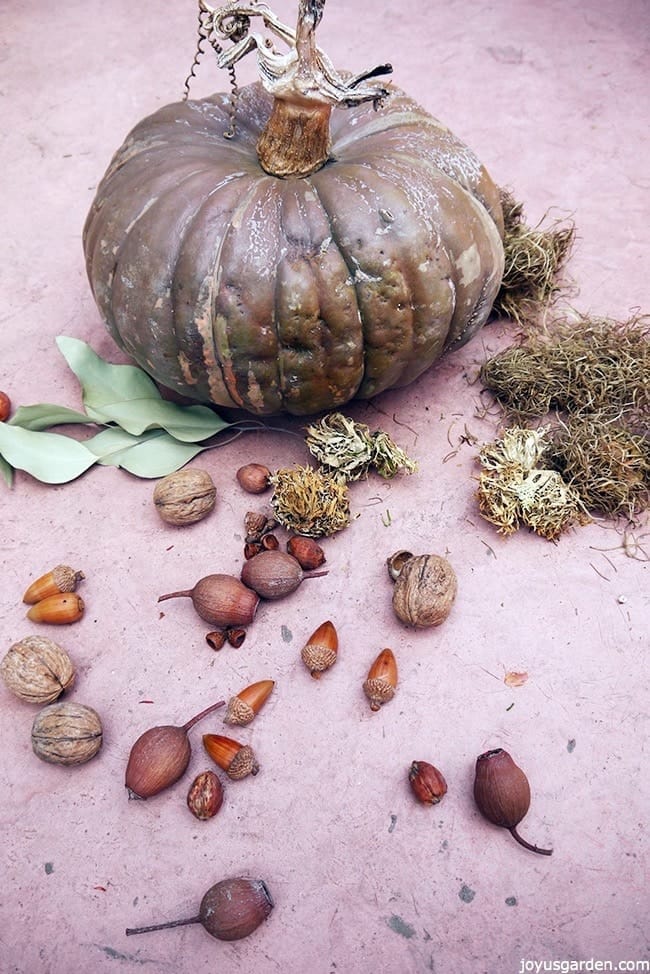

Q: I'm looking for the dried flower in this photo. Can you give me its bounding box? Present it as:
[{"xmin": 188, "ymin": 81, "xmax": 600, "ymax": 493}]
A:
[
  {"xmin": 305, "ymin": 412, "xmax": 417, "ymax": 481},
  {"xmin": 269, "ymin": 465, "xmax": 350, "ymax": 537}
]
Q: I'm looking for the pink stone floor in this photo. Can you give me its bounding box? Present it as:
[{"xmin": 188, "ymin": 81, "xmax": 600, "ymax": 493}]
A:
[{"xmin": 1, "ymin": 1, "xmax": 648, "ymax": 972}]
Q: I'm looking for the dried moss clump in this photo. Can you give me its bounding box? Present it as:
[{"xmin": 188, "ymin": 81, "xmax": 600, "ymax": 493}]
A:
[
  {"xmin": 269, "ymin": 465, "xmax": 350, "ymax": 537},
  {"xmin": 305, "ymin": 412, "xmax": 417, "ymax": 481},
  {"xmin": 492, "ymin": 189, "xmax": 576, "ymax": 325}
]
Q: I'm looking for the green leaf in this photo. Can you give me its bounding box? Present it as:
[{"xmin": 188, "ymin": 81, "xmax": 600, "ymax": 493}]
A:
[
  {"xmin": 56, "ymin": 336, "xmax": 161, "ymax": 414},
  {"xmin": 9, "ymin": 404, "xmax": 94, "ymax": 432},
  {"xmin": 92, "ymin": 398, "xmax": 231, "ymax": 442},
  {"xmin": 85, "ymin": 427, "xmax": 205, "ymax": 477},
  {"xmin": 0, "ymin": 453, "xmax": 14, "ymax": 487},
  {"xmin": 0, "ymin": 422, "xmax": 97, "ymax": 484}
]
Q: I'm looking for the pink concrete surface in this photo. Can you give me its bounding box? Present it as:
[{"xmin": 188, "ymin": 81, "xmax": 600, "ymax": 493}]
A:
[{"xmin": 1, "ymin": 1, "xmax": 648, "ymax": 972}]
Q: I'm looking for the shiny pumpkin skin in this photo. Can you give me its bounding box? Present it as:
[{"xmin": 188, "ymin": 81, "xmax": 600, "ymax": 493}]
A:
[{"xmin": 83, "ymin": 82, "xmax": 504, "ymax": 416}]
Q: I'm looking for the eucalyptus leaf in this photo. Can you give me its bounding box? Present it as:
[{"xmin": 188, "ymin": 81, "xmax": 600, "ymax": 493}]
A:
[
  {"xmin": 56, "ymin": 336, "xmax": 161, "ymax": 414},
  {"xmin": 94, "ymin": 398, "xmax": 231, "ymax": 442},
  {"xmin": 0, "ymin": 453, "xmax": 14, "ymax": 487},
  {"xmin": 86, "ymin": 427, "xmax": 205, "ymax": 477},
  {"xmin": 9, "ymin": 403, "xmax": 94, "ymax": 432},
  {"xmin": 0, "ymin": 422, "xmax": 97, "ymax": 484}
]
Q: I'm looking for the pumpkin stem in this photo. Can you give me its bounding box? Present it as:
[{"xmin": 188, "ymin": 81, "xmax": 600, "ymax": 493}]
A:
[{"xmin": 199, "ymin": 0, "xmax": 392, "ymax": 177}]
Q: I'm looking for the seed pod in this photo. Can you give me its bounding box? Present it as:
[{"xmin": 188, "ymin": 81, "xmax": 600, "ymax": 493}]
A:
[
  {"xmin": 158, "ymin": 574, "xmax": 259, "ymax": 628},
  {"xmin": 26, "ymin": 593, "xmax": 85, "ymax": 625},
  {"xmin": 244, "ymin": 511, "xmax": 273, "ymax": 541},
  {"xmin": 363, "ymin": 648, "xmax": 398, "ymax": 712},
  {"xmin": 203, "ymin": 734, "xmax": 259, "ymax": 779},
  {"xmin": 386, "ymin": 549, "xmax": 413, "ymax": 581},
  {"xmin": 225, "ymin": 680, "xmax": 275, "ymax": 726},
  {"xmin": 22, "ymin": 565, "xmax": 85, "ymax": 604},
  {"xmin": 237, "ymin": 464, "xmax": 271, "ymax": 494},
  {"xmin": 392, "ymin": 553, "xmax": 457, "ymax": 628},
  {"xmin": 287, "ymin": 536, "xmax": 326, "ymax": 571},
  {"xmin": 125, "ymin": 700, "xmax": 225, "ymax": 799},
  {"xmin": 0, "ymin": 391, "xmax": 11, "ymax": 422},
  {"xmin": 473, "ymin": 748, "xmax": 553, "ymax": 856},
  {"xmin": 187, "ymin": 770, "xmax": 224, "ymax": 820},
  {"xmin": 153, "ymin": 468, "xmax": 216, "ymax": 525},
  {"xmin": 1, "ymin": 635, "xmax": 75, "ymax": 704},
  {"xmin": 226, "ymin": 628, "xmax": 247, "ymax": 648},
  {"xmin": 300, "ymin": 621, "xmax": 338, "ymax": 679},
  {"xmin": 260, "ymin": 533, "xmax": 279, "ymax": 551},
  {"xmin": 206, "ymin": 630, "xmax": 226, "ymax": 651},
  {"xmin": 31, "ymin": 702, "xmax": 102, "ymax": 766},
  {"xmin": 241, "ymin": 550, "xmax": 327, "ymax": 600},
  {"xmin": 408, "ymin": 761, "xmax": 448, "ymax": 805},
  {"xmin": 126, "ymin": 877, "xmax": 273, "ymax": 941}
]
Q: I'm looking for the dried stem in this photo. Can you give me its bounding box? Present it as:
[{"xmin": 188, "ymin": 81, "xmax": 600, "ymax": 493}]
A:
[
  {"xmin": 183, "ymin": 700, "xmax": 226, "ymax": 732},
  {"xmin": 126, "ymin": 915, "xmax": 200, "ymax": 936},
  {"xmin": 157, "ymin": 589, "xmax": 192, "ymax": 603},
  {"xmin": 509, "ymin": 826, "xmax": 553, "ymax": 856}
]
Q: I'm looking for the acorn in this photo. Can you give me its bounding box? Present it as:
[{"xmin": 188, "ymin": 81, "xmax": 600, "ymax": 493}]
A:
[
  {"xmin": 287, "ymin": 536, "xmax": 326, "ymax": 571},
  {"xmin": 224, "ymin": 680, "xmax": 275, "ymax": 726},
  {"xmin": 236, "ymin": 463, "xmax": 271, "ymax": 494},
  {"xmin": 241, "ymin": 550, "xmax": 327, "ymax": 600},
  {"xmin": 408, "ymin": 761, "xmax": 448, "ymax": 805},
  {"xmin": 187, "ymin": 770, "xmax": 224, "ymax": 820},
  {"xmin": 158, "ymin": 574, "xmax": 259, "ymax": 628},
  {"xmin": 26, "ymin": 593, "xmax": 85, "ymax": 625},
  {"xmin": 473, "ymin": 748, "xmax": 553, "ymax": 856},
  {"xmin": 300, "ymin": 621, "xmax": 338, "ymax": 679},
  {"xmin": 125, "ymin": 700, "xmax": 225, "ymax": 799},
  {"xmin": 126, "ymin": 877, "xmax": 273, "ymax": 941},
  {"xmin": 363, "ymin": 648, "xmax": 398, "ymax": 712},
  {"xmin": 22, "ymin": 564, "xmax": 85, "ymax": 604},
  {"xmin": 203, "ymin": 734, "xmax": 259, "ymax": 779}
]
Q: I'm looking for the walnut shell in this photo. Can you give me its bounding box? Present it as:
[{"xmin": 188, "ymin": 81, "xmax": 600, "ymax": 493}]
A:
[
  {"xmin": 1, "ymin": 635, "xmax": 75, "ymax": 704},
  {"xmin": 31, "ymin": 702, "xmax": 103, "ymax": 766},
  {"xmin": 392, "ymin": 554, "xmax": 457, "ymax": 628},
  {"xmin": 153, "ymin": 468, "xmax": 216, "ymax": 525}
]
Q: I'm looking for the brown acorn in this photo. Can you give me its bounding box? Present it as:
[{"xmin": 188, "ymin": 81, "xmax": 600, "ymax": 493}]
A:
[
  {"xmin": 300, "ymin": 621, "xmax": 338, "ymax": 679},
  {"xmin": 473, "ymin": 748, "xmax": 553, "ymax": 856},
  {"xmin": 22, "ymin": 565, "xmax": 85, "ymax": 604},
  {"xmin": 126, "ymin": 877, "xmax": 273, "ymax": 941},
  {"xmin": 203, "ymin": 734, "xmax": 259, "ymax": 779},
  {"xmin": 26, "ymin": 593, "xmax": 84, "ymax": 625},
  {"xmin": 225, "ymin": 680, "xmax": 275, "ymax": 726},
  {"xmin": 363, "ymin": 648, "xmax": 398, "ymax": 711},
  {"xmin": 408, "ymin": 761, "xmax": 448, "ymax": 805},
  {"xmin": 187, "ymin": 770, "xmax": 224, "ymax": 820}
]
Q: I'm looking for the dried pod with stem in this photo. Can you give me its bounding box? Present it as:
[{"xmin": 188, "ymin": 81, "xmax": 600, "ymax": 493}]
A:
[
  {"xmin": 240, "ymin": 550, "xmax": 327, "ymax": 600},
  {"xmin": 125, "ymin": 700, "xmax": 225, "ymax": 799},
  {"xmin": 31, "ymin": 702, "xmax": 102, "ymax": 766},
  {"xmin": 363, "ymin": 648, "xmax": 398, "ymax": 711},
  {"xmin": 225, "ymin": 680, "xmax": 275, "ymax": 725},
  {"xmin": 26, "ymin": 593, "xmax": 85, "ymax": 625},
  {"xmin": 126, "ymin": 877, "xmax": 273, "ymax": 941},
  {"xmin": 203, "ymin": 734, "xmax": 259, "ymax": 779},
  {"xmin": 473, "ymin": 748, "xmax": 553, "ymax": 855},
  {"xmin": 22, "ymin": 565, "xmax": 85, "ymax": 604},
  {"xmin": 158, "ymin": 574, "xmax": 259, "ymax": 628},
  {"xmin": 1, "ymin": 635, "xmax": 75, "ymax": 704},
  {"xmin": 300, "ymin": 621, "xmax": 338, "ymax": 679}
]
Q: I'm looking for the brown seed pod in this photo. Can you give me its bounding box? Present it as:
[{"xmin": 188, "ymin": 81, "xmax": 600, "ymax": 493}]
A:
[
  {"xmin": 31, "ymin": 702, "xmax": 103, "ymax": 766},
  {"xmin": 125, "ymin": 700, "xmax": 225, "ymax": 799},
  {"xmin": 363, "ymin": 648, "xmax": 398, "ymax": 712},
  {"xmin": 22, "ymin": 565, "xmax": 85, "ymax": 604},
  {"xmin": 126, "ymin": 877, "xmax": 274, "ymax": 941},
  {"xmin": 300, "ymin": 621, "xmax": 338, "ymax": 679},
  {"xmin": 158, "ymin": 574, "xmax": 259, "ymax": 628},
  {"xmin": 287, "ymin": 536, "xmax": 326, "ymax": 571},
  {"xmin": 237, "ymin": 463, "xmax": 271, "ymax": 494},
  {"xmin": 392, "ymin": 553, "xmax": 457, "ymax": 627},
  {"xmin": 244, "ymin": 511, "xmax": 274, "ymax": 542},
  {"xmin": 1, "ymin": 635, "xmax": 75, "ymax": 704},
  {"xmin": 187, "ymin": 770, "xmax": 224, "ymax": 820},
  {"xmin": 153, "ymin": 468, "xmax": 216, "ymax": 525},
  {"xmin": 203, "ymin": 734, "xmax": 259, "ymax": 779},
  {"xmin": 408, "ymin": 760, "xmax": 448, "ymax": 805},
  {"xmin": 474, "ymin": 748, "xmax": 553, "ymax": 856},
  {"xmin": 241, "ymin": 550, "xmax": 327, "ymax": 600},
  {"xmin": 225, "ymin": 680, "xmax": 275, "ymax": 726},
  {"xmin": 206, "ymin": 630, "xmax": 227, "ymax": 651},
  {"xmin": 26, "ymin": 593, "xmax": 85, "ymax": 625},
  {"xmin": 0, "ymin": 391, "xmax": 11, "ymax": 422}
]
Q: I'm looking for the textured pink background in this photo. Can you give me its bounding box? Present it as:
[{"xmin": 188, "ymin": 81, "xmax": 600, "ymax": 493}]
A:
[{"xmin": 1, "ymin": 1, "xmax": 648, "ymax": 972}]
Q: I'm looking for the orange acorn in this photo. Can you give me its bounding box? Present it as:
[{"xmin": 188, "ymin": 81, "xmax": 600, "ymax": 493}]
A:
[
  {"xmin": 203, "ymin": 734, "xmax": 259, "ymax": 779},
  {"xmin": 23, "ymin": 565, "xmax": 85, "ymax": 605},
  {"xmin": 26, "ymin": 593, "xmax": 85, "ymax": 625},
  {"xmin": 363, "ymin": 648, "xmax": 398, "ymax": 711},
  {"xmin": 224, "ymin": 680, "xmax": 275, "ymax": 726},
  {"xmin": 300, "ymin": 621, "xmax": 338, "ymax": 679}
]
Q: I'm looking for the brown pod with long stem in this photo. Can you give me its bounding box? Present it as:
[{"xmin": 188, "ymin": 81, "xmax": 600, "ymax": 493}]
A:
[
  {"xmin": 125, "ymin": 700, "xmax": 225, "ymax": 799},
  {"xmin": 126, "ymin": 877, "xmax": 273, "ymax": 941},
  {"xmin": 158, "ymin": 574, "xmax": 259, "ymax": 628},
  {"xmin": 473, "ymin": 748, "xmax": 553, "ymax": 856}
]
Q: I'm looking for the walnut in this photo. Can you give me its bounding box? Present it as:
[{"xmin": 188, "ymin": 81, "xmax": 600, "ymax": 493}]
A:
[
  {"xmin": 1, "ymin": 635, "xmax": 75, "ymax": 704},
  {"xmin": 31, "ymin": 702, "xmax": 103, "ymax": 766},
  {"xmin": 391, "ymin": 554, "xmax": 457, "ymax": 628},
  {"xmin": 153, "ymin": 468, "xmax": 216, "ymax": 525}
]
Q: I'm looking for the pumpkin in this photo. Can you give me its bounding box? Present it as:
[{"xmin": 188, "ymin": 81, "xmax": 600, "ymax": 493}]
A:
[{"xmin": 83, "ymin": 0, "xmax": 504, "ymax": 416}]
